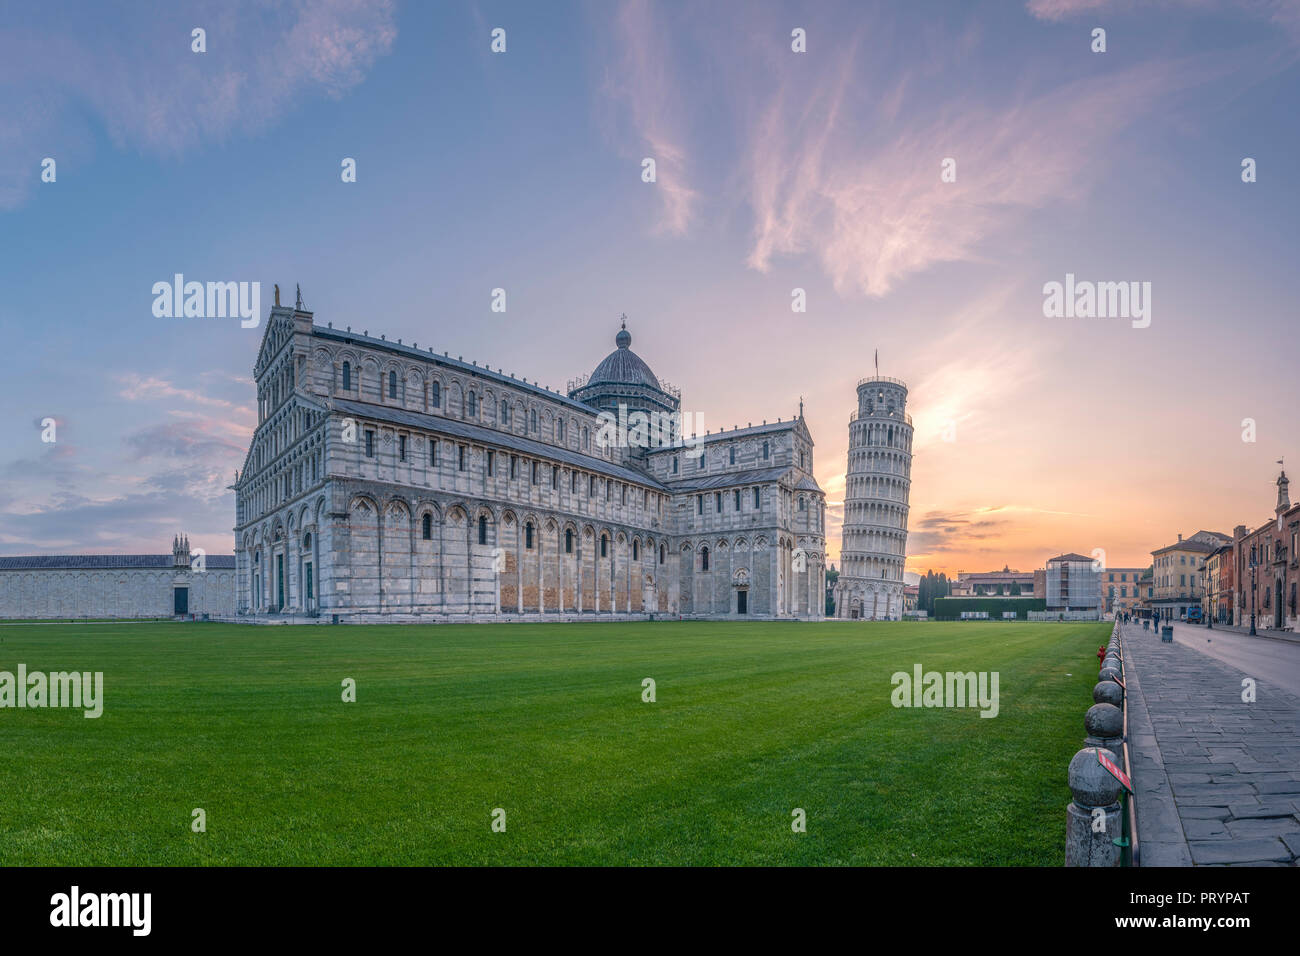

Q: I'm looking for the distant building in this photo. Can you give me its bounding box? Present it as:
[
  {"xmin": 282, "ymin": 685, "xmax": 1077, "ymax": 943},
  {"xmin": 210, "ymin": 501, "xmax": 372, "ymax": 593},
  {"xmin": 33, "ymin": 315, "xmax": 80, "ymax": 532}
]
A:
[
  {"xmin": 1203, "ymin": 544, "xmax": 1234, "ymax": 624},
  {"xmin": 1232, "ymin": 469, "xmax": 1299, "ymax": 630},
  {"xmin": 1136, "ymin": 568, "xmax": 1154, "ymax": 616},
  {"xmin": 1044, "ymin": 553, "xmax": 1101, "ymax": 614},
  {"xmin": 0, "ymin": 535, "xmax": 236, "ymax": 619},
  {"xmin": 951, "ymin": 566, "xmax": 1035, "ymax": 597},
  {"xmin": 1100, "ymin": 566, "xmax": 1148, "ymax": 617},
  {"xmin": 1150, "ymin": 529, "xmax": 1231, "ymax": 621}
]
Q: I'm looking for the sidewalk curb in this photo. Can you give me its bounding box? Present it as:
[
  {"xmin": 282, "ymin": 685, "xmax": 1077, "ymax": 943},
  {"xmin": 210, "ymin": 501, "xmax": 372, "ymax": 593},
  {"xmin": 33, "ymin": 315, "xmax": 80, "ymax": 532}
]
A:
[{"xmin": 1176, "ymin": 622, "xmax": 1300, "ymax": 647}]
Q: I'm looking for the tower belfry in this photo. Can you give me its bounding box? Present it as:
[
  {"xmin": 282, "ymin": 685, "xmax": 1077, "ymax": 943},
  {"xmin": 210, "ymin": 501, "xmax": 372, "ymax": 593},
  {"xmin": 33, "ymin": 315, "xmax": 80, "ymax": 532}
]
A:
[{"xmin": 1277, "ymin": 462, "xmax": 1290, "ymax": 521}]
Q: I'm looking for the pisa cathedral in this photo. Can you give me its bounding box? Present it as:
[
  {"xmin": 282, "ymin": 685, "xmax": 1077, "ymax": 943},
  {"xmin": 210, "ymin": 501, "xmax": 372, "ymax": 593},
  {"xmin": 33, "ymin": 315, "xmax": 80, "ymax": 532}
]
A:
[
  {"xmin": 832, "ymin": 375, "xmax": 913, "ymax": 620},
  {"xmin": 233, "ymin": 300, "xmax": 827, "ymax": 622}
]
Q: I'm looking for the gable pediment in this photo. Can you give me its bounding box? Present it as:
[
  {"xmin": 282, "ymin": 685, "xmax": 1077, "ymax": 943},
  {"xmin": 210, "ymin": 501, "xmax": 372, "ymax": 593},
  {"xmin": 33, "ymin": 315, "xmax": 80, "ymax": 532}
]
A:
[{"xmin": 253, "ymin": 307, "xmax": 296, "ymax": 378}]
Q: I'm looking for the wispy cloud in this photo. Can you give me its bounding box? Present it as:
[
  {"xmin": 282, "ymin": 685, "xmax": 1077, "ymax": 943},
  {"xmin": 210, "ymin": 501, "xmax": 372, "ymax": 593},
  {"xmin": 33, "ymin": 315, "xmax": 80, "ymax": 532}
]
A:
[
  {"xmin": 1024, "ymin": 0, "xmax": 1114, "ymax": 18},
  {"xmin": 744, "ymin": 51, "xmax": 1218, "ymax": 297},
  {"xmin": 599, "ymin": 0, "xmax": 699, "ymax": 235},
  {"xmin": 592, "ymin": 0, "xmax": 1286, "ymax": 294},
  {"xmin": 117, "ymin": 373, "xmax": 245, "ymax": 413},
  {"xmin": 0, "ymin": 0, "xmax": 397, "ymax": 209},
  {"xmin": 907, "ymin": 509, "xmax": 1014, "ymax": 558},
  {"xmin": 124, "ymin": 421, "xmax": 246, "ymax": 462},
  {"xmin": 0, "ymin": 371, "xmax": 251, "ymax": 554},
  {"xmin": 974, "ymin": 504, "xmax": 1096, "ymax": 520},
  {"xmin": 1026, "ymin": 0, "xmax": 1300, "ymax": 44},
  {"xmin": 906, "ymin": 287, "xmax": 1043, "ymax": 451}
]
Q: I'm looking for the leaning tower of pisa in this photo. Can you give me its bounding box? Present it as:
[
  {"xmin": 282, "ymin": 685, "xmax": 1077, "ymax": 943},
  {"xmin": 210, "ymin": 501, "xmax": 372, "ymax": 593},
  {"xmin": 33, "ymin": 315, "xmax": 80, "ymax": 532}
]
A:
[{"xmin": 833, "ymin": 374, "xmax": 913, "ymax": 620}]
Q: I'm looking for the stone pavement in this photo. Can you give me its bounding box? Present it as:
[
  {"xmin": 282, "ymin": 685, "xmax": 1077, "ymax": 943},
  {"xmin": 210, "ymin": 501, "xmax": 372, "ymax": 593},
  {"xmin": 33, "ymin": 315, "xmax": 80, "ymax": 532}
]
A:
[{"xmin": 1121, "ymin": 622, "xmax": 1300, "ymax": 866}]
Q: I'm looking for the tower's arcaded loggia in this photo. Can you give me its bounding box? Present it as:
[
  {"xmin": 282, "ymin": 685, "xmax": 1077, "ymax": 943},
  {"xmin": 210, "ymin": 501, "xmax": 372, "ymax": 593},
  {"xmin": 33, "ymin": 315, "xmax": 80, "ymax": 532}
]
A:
[{"xmin": 833, "ymin": 374, "xmax": 913, "ymax": 620}]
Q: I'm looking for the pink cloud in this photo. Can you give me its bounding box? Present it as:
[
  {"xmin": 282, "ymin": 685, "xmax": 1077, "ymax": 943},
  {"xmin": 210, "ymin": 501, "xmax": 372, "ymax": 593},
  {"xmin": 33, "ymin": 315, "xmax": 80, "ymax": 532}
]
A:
[
  {"xmin": 117, "ymin": 373, "xmax": 243, "ymax": 412},
  {"xmin": 600, "ymin": 0, "xmax": 699, "ymax": 235},
  {"xmin": 743, "ymin": 52, "xmax": 1230, "ymax": 297},
  {"xmin": 1026, "ymin": 0, "xmax": 1300, "ymax": 43}
]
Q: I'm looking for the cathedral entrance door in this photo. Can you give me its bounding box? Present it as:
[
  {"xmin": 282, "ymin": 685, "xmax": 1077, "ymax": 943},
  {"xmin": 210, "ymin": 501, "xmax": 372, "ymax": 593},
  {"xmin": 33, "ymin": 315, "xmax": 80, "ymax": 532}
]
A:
[
  {"xmin": 276, "ymin": 554, "xmax": 285, "ymax": 609},
  {"xmin": 173, "ymin": 587, "xmax": 189, "ymax": 615},
  {"xmin": 737, "ymin": 589, "xmax": 748, "ymax": 615}
]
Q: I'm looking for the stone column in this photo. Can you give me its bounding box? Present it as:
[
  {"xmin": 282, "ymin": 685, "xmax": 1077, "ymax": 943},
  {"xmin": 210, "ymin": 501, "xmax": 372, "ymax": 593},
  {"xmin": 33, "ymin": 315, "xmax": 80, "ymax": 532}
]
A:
[{"xmin": 436, "ymin": 510, "xmax": 446, "ymax": 612}]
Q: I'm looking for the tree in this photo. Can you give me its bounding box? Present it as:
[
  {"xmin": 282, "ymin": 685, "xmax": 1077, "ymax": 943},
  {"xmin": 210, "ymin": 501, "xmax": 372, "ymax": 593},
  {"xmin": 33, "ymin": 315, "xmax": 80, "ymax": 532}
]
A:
[
  {"xmin": 935, "ymin": 573, "xmax": 950, "ymax": 611},
  {"xmin": 914, "ymin": 570, "xmax": 950, "ymax": 615}
]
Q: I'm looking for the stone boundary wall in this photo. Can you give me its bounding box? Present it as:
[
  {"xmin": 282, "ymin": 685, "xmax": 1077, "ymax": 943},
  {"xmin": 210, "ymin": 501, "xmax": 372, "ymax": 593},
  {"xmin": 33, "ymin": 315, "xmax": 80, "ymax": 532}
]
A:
[{"xmin": 0, "ymin": 568, "xmax": 236, "ymax": 620}]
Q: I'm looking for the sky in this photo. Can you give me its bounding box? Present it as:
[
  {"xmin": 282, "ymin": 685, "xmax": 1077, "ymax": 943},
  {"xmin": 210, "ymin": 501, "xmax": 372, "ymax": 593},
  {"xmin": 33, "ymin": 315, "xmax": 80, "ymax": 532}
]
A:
[{"xmin": 1, "ymin": 0, "xmax": 1298, "ymax": 576}]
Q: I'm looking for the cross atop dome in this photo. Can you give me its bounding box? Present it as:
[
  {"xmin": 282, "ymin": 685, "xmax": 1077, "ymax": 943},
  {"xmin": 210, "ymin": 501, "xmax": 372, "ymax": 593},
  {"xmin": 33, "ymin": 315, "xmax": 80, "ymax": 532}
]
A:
[{"xmin": 615, "ymin": 315, "xmax": 631, "ymax": 349}]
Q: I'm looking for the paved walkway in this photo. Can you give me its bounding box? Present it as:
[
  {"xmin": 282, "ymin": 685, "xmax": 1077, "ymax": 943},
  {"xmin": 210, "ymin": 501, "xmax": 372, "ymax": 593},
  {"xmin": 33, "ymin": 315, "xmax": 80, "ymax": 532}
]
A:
[
  {"xmin": 1122, "ymin": 622, "xmax": 1300, "ymax": 866},
  {"xmin": 1157, "ymin": 621, "xmax": 1300, "ymax": 698}
]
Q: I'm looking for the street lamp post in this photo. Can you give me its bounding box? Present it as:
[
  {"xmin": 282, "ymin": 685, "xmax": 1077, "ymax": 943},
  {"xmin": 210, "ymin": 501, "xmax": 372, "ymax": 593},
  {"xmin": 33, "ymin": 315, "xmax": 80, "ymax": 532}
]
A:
[
  {"xmin": 1205, "ymin": 561, "xmax": 1213, "ymax": 629},
  {"xmin": 1250, "ymin": 545, "xmax": 1258, "ymax": 637}
]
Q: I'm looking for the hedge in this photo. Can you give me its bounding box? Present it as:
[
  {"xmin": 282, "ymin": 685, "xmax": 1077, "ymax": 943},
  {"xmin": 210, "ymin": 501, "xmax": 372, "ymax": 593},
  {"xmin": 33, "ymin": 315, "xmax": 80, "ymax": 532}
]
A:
[{"xmin": 932, "ymin": 597, "xmax": 1046, "ymax": 620}]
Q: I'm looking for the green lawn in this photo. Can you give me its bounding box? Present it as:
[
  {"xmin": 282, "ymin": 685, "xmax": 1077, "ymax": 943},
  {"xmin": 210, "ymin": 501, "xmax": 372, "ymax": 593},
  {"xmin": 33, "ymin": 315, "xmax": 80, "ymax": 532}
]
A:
[{"xmin": 0, "ymin": 620, "xmax": 1107, "ymax": 865}]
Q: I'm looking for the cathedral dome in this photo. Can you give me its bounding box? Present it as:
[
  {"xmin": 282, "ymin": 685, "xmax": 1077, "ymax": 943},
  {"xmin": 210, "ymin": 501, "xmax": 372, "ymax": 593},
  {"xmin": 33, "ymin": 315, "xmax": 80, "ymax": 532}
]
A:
[{"xmin": 589, "ymin": 324, "xmax": 660, "ymax": 390}]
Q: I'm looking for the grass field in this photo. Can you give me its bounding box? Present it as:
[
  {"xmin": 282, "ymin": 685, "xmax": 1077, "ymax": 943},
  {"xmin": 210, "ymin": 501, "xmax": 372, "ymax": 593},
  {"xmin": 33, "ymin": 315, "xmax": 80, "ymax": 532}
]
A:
[{"xmin": 0, "ymin": 620, "xmax": 1108, "ymax": 866}]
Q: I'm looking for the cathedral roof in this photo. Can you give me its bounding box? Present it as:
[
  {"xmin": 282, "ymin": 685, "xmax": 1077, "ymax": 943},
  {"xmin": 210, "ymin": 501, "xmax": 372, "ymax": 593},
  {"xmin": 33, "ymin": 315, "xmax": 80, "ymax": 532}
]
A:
[
  {"xmin": 666, "ymin": 465, "xmax": 790, "ymax": 493},
  {"xmin": 332, "ymin": 398, "xmax": 668, "ymax": 490},
  {"xmin": 644, "ymin": 418, "xmax": 809, "ymax": 451},
  {"xmin": 588, "ymin": 325, "xmax": 661, "ymax": 390},
  {"xmin": 312, "ymin": 326, "xmax": 596, "ymax": 415},
  {"xmin": 665, "ymin": 464, "xmax": 823, "ymax": 495}
]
